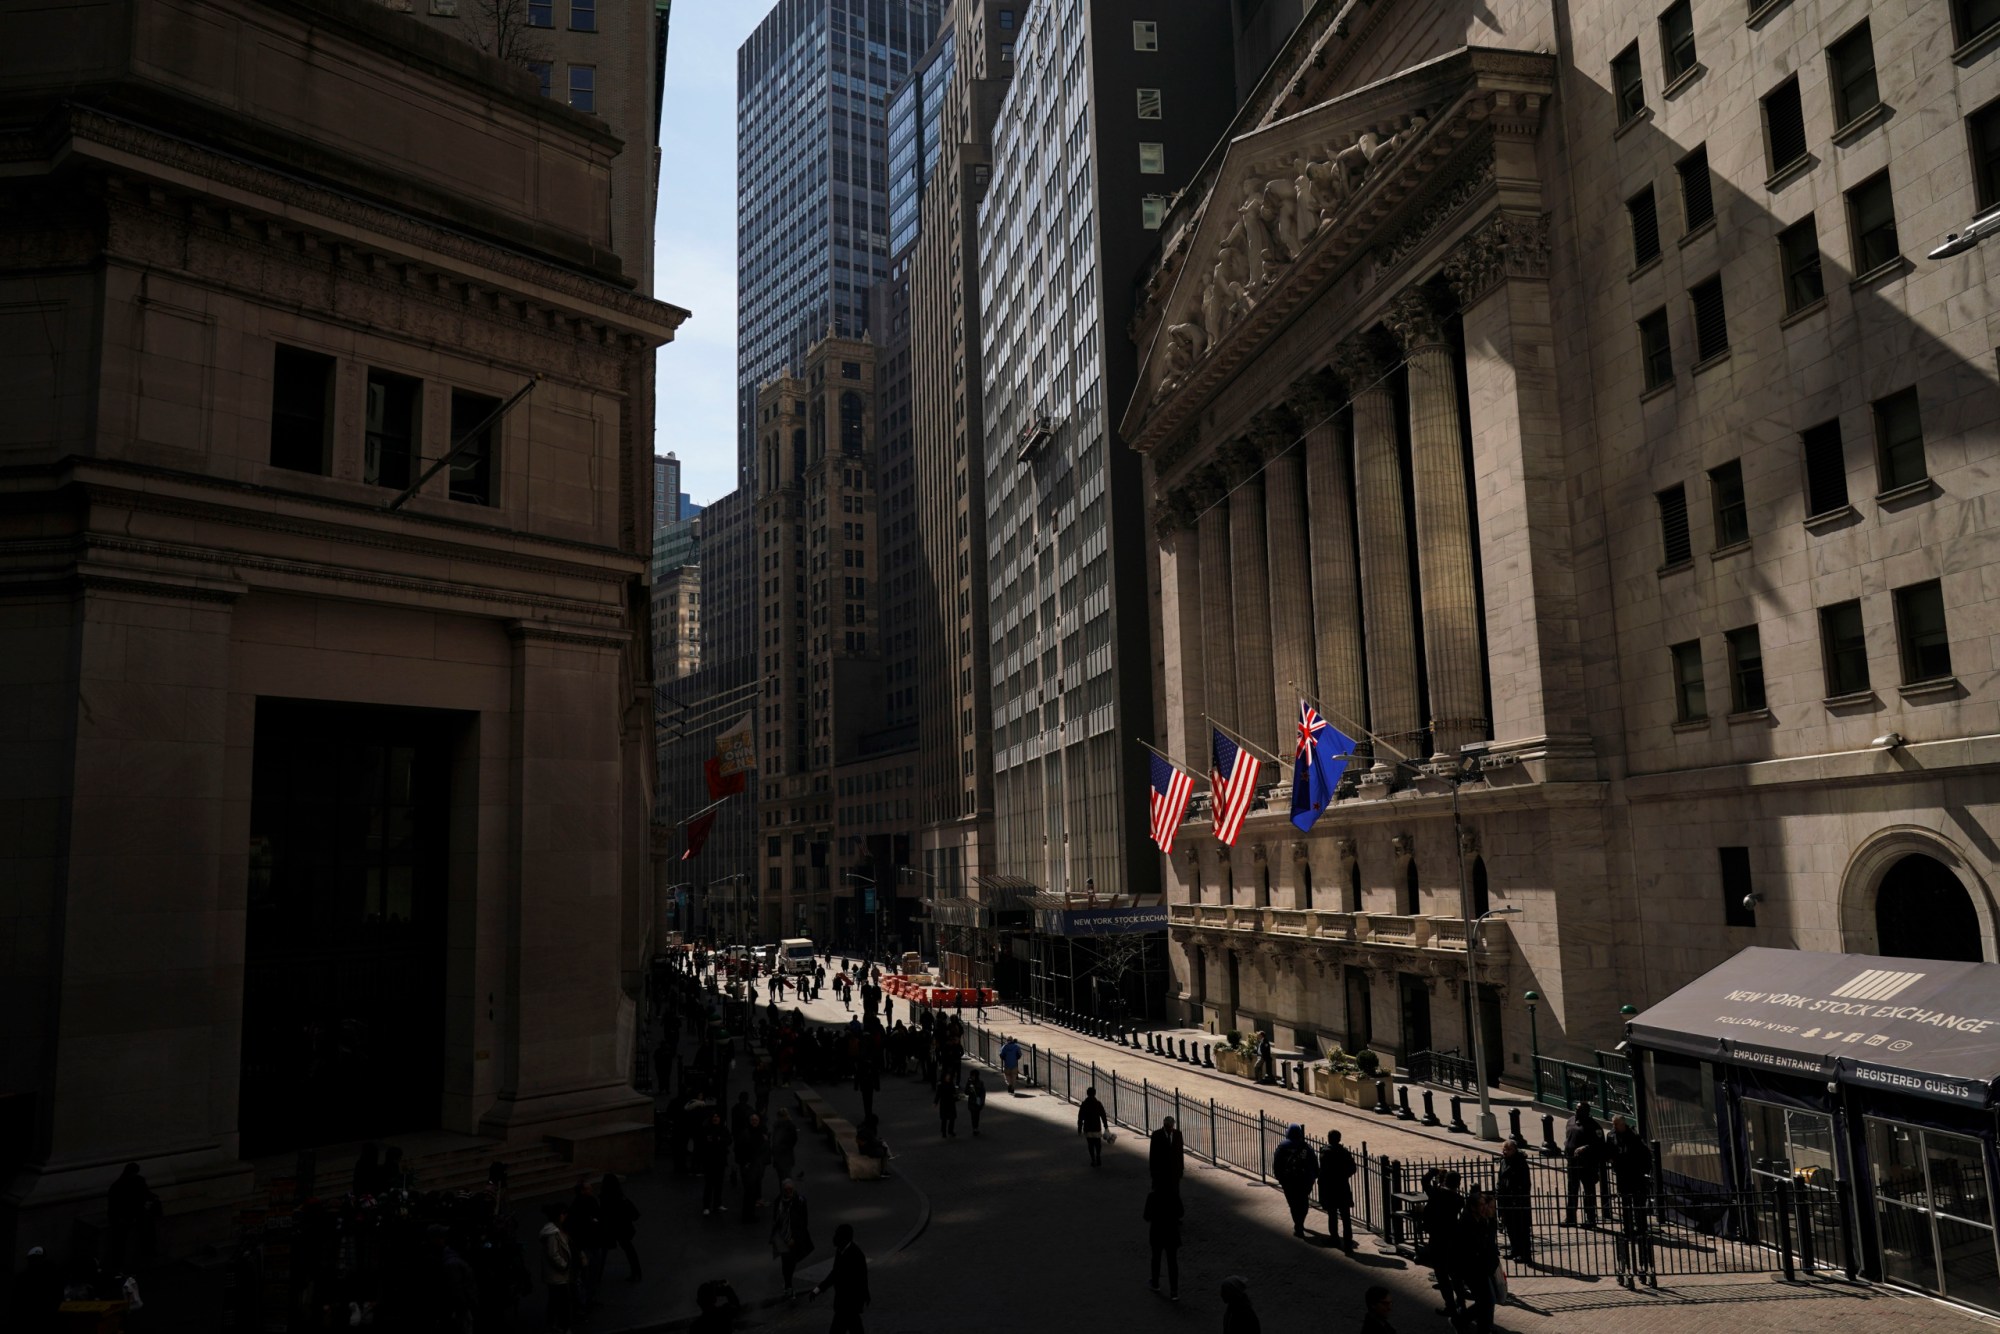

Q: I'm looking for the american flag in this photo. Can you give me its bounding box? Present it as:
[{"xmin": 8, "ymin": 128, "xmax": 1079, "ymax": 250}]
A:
[
  {"xmin": 1210, "ymin": 727, "xmax": 1261, "ymax": 846},
  {"xmin": 1148, "ymin": 752, "xmax": 1194, "ymax": 853}
]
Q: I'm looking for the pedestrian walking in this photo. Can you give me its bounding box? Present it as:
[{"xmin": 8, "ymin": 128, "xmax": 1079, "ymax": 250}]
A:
[
  {"xmin": 934, "ymin": 1072, "xmax": 959, "ymax": 1138},
  {"xmin": 1272, "ymin": 1124, "xmax": 1319, "ymax": 1238},
  {"xmin": 539, "ymin": 1203, "xmax": 575, "ymax": 1334},
  {"xmin": 1149, "ymin": 1117, "xmax": 1185, "ymax": 1191},
  {"xmin": 600, "ymin": 1173, "xmax": 642, "ymax": 1282},
  {"xmin": 809, "ymin": 1223, "xmax": 869, "ymax": 1334},
  {"xmin": 1609, "ymin": 1114, "xmax": 1654, "ymax": 1277},
  {"xmin": 1255, "ymin": 1032, "xmax": 1275, "ymax": 1085},
  {"xmin": 1319, "ymin": 1130, "xmax": 1356, "ymax": 1250},
  {"xmin": 1561, "ymin": 1101, "xmax": 1607, "ymax": 1226},
  {"xmin": 1144, "ymin": 1189, "xmax": 1183, "ymax": 1300},
  {"xmin": 1421, "ymin": 1168, "xmax": 1465, "ymax": 1319},
  {"xmin": 1452, "ymin": 1192, "xmax": 1501, "ymax": 1334},
  {"xmin": 771, "ymin": 1108, "xmax": 800, "ymax": 1185},
  {"xmin": 1360, "ymin": 1285, "xmax": 1396, "ymax": 1334},
  {"xmin": 568, "ymin": 1177, "xmax": 605, "ymax": 1310},
  {"xmin": 1494, "ymin": 1139, "xmax": 1533, "ymax": 1263},
  {"xmin": 854, "ymin": 1059, "xmax": 880, "ymax": 1120},
  {"xmin": 1219, "ymin": 1275, "xmax": 1261, "ymax": 1334},
  {"xmin": 964, "ymin": 1070, "xmax": 987, "ymax": 1135},
  {"xmin": 1078, "ymin": 1087, "xmax": 1109, "ymax": 1166},
  {"xmin": 736, "ymin": 1113, "xmax": 770, "ymax": 1222},
  {"xmin": 699, "ymin": 1111, "xmax": 731, "ymax": 1217},
  {"xmin": 104, "ymin": 1162, "xmax": 159, "ymax": 1271},
  {"xmin": 770, "ymin": 1179, "xmax": 814, "ymax": 1299},
  {"xmin": 1000, "ymin": 1037, "xmax": 1023, "ymax": 1094}
]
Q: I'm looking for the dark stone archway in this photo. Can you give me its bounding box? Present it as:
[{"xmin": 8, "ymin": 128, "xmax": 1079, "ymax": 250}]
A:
[{"xmin": 1875, "ymin": 853, "xmax": 1984, "ymax": 964}]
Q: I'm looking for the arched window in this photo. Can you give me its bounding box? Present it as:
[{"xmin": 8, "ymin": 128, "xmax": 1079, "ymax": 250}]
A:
[
  {"xmin": 1876, "ymin": 854, "xmax": 1983, "ymax": 962},
  {"xmin": 1348, "ymin": 861, "xmax": 1362, "ymax": 913},
  {"xmin": 1259, "ymin": 865, "xmax": 1270, "ymax": 907},
  {"xmin": 1404, "ymin": 859, "xmax": 1420, "ymax": 915},
  {"xmin": 1471, "ymin": 857, "xmax": 1490, "ymax": 919},
  {"xmin": 1301, "ymin": 862, "xmax": 1314, "ymax": 905},
  {"xmin": 839, "ymin": 391, "xmax": 864, "ymax": 454}
]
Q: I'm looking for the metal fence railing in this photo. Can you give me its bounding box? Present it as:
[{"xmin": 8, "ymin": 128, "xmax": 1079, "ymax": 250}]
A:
[{"xmin": 1407, "ymin": 1048, "xmax": 1480, "ymax": 1093}]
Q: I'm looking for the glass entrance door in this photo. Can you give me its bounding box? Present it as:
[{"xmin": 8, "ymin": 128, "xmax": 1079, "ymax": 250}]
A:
[
  {"xmin": 1867, "ymin": 1119, "xmax": 2000, "ymax": 1314},
  {"xmin": 1743, "ymin": 1099, "xmax": 1849, "ymax": 1271}
]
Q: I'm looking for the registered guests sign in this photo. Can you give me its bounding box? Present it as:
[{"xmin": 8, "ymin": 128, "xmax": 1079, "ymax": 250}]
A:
[{"xmin": 1628, "ymin": 947, "xmax": 2000, "ymax": 1109}]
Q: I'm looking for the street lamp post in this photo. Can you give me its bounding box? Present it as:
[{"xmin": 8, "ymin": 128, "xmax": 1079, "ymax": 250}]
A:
[
  {"xmin": 712, "ymin": 872, "xmax": 748, "ymax": 946},
  {"xmin": 665, "ymin": 882, "xmax": 693, "ymax": 937},
  {"xmin": 1468, "ymin": 906, "xmax": 1523, "ymax": 1140},
  {"xmin": 844, "ymin": 873, "xmax": 878, "ymax": 963}
]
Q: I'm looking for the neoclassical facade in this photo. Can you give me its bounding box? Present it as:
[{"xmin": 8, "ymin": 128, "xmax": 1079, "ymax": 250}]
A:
[{"xmin": 1123, "ymin": 0, "xmax": 2000, "ymax": 1078}]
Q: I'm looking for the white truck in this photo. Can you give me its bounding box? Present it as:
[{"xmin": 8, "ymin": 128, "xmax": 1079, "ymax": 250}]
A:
[{"xmin": 777, "ymin": 938, "xmax": 818, "ymax": 975}]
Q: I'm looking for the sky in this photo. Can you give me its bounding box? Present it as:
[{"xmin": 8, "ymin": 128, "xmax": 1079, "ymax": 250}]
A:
[{"xmin": 652, "ymin": 2, "xmax": 767, "ymax": 509}]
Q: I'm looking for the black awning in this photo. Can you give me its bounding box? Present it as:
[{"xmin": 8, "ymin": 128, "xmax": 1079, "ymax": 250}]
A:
[{"xmin": 1629, "ymin": 947, "xmax": 2000, "ymax": 1109}]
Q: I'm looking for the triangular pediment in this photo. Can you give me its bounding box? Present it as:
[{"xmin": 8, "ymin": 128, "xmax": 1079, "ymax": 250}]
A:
[{"xmin": 1123, "ymin": 47, "xmax": 1556, "ymax": 456}]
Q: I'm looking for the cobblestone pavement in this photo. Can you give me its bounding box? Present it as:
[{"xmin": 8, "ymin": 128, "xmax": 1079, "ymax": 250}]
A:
[{"xmin": 682, "ymin": 980, "xmax": 1992, "ymax": 1334}]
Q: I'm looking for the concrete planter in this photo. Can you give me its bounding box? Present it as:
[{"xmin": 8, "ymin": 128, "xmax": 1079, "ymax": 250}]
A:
[
  {"xmin": 1314, "ymin": 1064, "xmax": 1393, "ymax": 1108},
  {"xmin": 1214, "ymin": 1047, "xmax": 1255, "ymax": 1079}
]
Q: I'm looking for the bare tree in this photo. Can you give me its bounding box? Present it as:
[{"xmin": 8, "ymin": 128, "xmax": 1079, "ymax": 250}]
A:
[
  {"xmin": 1083, "ymin": 934, "xmax": 1149, "ymax": 1016},
  {"xmin": 468, "ymin": 0, "xmax": 551, "ymax": 70}
]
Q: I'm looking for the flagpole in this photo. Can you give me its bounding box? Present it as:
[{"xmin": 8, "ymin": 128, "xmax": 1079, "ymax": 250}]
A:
[
  {"xmin": 675, "ymin": 793, "xmax": 732, "ymax": 824},
  {"xmin": 1133, "ymin": 736, "xmax": 1211, "ymax": 787},
  {"xmin": 1286, "ymin": 681, "xmax": 1413, "ymax": 764},
  {"xmin": 1200, "ymin": 713, "xmax": 1286, "ymax": 770}
]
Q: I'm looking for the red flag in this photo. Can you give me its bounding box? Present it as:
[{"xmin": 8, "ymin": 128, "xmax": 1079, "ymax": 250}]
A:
[
  {"xmin": 705, "ymin": 755, "xmax": 746, "ymax": 801},
  {"xmin": 681, "ymin": 809, "xmax": 717, "ymax": 861}
]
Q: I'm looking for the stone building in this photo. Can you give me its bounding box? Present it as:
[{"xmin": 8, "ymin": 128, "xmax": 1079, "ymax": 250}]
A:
[
  {"xmin": 0, "ymin": 0, "xmax": 684, "ymax": 1252},
  {"xmin": 1125, "ymin": 0, "xmax": 2000, "ymax": 1079}
]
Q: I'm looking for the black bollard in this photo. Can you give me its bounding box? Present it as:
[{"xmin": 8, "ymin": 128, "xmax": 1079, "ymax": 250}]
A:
[
  {"xmin": 1539, "ymin": 1112, "xmax": 1563, "ymax": 1158},
  {"xmin": 1202, "ymin": 1045, "xmax": 1215, "ymax": 1069},
  {"xmin": 1373, "ymin": 1078, "xmax": 1391, "ymax": 1115},
  {"xmin": 1508, "ymin": 1108, "xmax": 1524, "ymax": 1143},
  {"xmin": 1421, "ymin": 1090, "xmax": 1441, "ymax": 1127},
  {"xmin": 1176, "ymin": 1038, "xmax": 1188, "ymax": 1062},
  {"xmin": 1396, "ymin": 1086, "xmax": 1416, "ymax": 1121},
  {"xmin": 1448, "ymin": 1096, "xmax": 1470, "ymax": 1135}
]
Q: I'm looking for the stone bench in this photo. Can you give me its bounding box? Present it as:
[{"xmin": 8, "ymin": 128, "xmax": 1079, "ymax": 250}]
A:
[{"xmin": 823, "ymin": 1118, "xmax": 884, "ymax": 1181}]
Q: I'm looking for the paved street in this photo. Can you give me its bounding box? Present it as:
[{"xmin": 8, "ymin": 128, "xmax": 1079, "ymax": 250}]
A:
[{"xmin": 615, "ymin": 978, "xmax": 1993, "ymax": 1334}]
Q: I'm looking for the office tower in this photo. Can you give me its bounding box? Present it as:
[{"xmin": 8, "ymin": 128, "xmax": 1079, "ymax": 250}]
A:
[
  {"xmin": 654, "ymin": 452, "xmax": 682, "ymax": 529},
  {"xmin": 975, "ymin": 0, "xmax": 1236, "ymax": 911},
  {"xmin": 735, "ymin": 0, "xmax": 945, "ymax": 471},
  {"xmin": 887, "ymin": 28, "xmax": 956, "ymax": 257}
]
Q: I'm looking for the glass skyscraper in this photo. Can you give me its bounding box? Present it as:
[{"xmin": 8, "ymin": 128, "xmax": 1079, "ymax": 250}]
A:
[
  {"xmin": 736, "ymin": 0, "xmax": 944, "ymax": 472},
  {"xmin": 886, "ymin": 28, "xmax": 954, "ymax": 257}
]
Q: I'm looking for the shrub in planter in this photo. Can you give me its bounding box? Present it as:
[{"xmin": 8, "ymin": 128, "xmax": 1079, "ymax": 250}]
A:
[{"xmin": 1355, "ymin": 1049, "xmax": 1381, "ymax": 1077}]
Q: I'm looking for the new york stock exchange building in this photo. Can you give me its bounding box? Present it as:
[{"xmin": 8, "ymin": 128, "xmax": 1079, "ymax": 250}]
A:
[{"xmin": 1121, "ymin": 5, "xmax": 2000, "ymax": 1282}]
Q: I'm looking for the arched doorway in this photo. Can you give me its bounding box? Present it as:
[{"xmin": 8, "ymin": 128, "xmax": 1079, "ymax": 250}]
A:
[
  {"xmin": 1875, "ymin": 854, "xmax": 1984, "ymax": 963},
  {"xmin": 1471, "ymin": 856, "xmax": 1490, "ymax": 919}
]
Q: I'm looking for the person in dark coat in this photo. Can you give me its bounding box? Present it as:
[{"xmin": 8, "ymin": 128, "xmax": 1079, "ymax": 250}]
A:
[
  {"xmin": 809, "ymin": 1223, "xmax": 869, "ymax": 1333},
  {"xmin": 1452, "ymin": 1192, "xmax": 1501, "ymax": 1334},
  {"xmin": 568, "ymin": 1177, "xmax": 606, "ymax": 1310},
  {"xmin": 770, "ymin": 1109, "xmax": 801, "ymax": 1185},
  {"xmin": 601, "ymin": 1173, "xmax": 642, "ymax": 1281},
  {"xmin": 1272, "ymin": 1124, "xmax": 1319, "ymax": 1237},
  {"xmin": 1562, "ymin": 1101, "xmax": 1608, "ymax": 1226},
  {"xmin": 1255, "ymin": 1033, "xmax": 1275, "ymax": 1084},
  {"xmin": 1609, "ymin": 1114, "xmax": 1654, "ymax": 1275},
  {"xmin": 853, "ymin": 1061, "xmax": 881, "ymax": 1120},
  {"xmin": 1149, "ymin": 1117, "xmax": 1185, "ymax": 1192},
  {"xmin": 1360, "ymin": 1285, "xmax": 1397, "ymax": 1334},
  {"xmin": 1495, "ymin": 1138, "xmax": 1533, "ymax": 1263},
  {"xmin": 105, "ymin": 1162, "xmax": 158, "ymax": 1271},
  {"xmin": 699, "ymin": 1110, "xmax": 733, "ymax": 1216},
  {"xmin": 964, "ymin": 1070, "xmax": 987, "ymax": 1136},
  {"xmin": 1144, "ymin": 1189, "xmax": 1183, "ymax": 1300},
  {"xmin": 1077, "ymin": 1087, "xmax": 1109, "ymax": 1166},
  {"xmin": 933, "ymin": 1072, "xmax": 959, "ymax": 1138},
  {"xmin": 1422, "ymin": 1168, "xmax": 1466, "ymax": 1319},
  {"xmin": 736, "ymin": 1113, "xmax": 771, "ymax": 1222},
  {"xmin": 769, "ymin": 1179, "xmax": 814, "ymax": 1297},
  {"xmin": 1220, "ymin": 1274, "xmax": 1261, "ymax": 1334},
  {"xmin": 1319, "ymin": 1130, "xmax": 1356, "ymax": 1250}
]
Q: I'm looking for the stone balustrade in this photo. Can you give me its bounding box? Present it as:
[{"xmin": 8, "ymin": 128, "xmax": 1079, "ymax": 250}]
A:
[{"xmin": 1169, "ymin": 900, "xmax": 1512, "ymax": 966}]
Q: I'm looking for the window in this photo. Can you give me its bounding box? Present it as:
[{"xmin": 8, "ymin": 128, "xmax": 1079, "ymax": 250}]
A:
[
  {"xmin": 1710, "ymin": 460, "xmax": 1749, "ymax": 547},
  {"xmin": 1132, "ymin": 19, "xmax": 1158, "ymax": 50},
  {"xmin": 1801, "ymin": 420, "xmax": 1849, "ymax": 516},
  {"xmin": 1000, "ymin": 42, "xmax": 1013, "ymax": 62},
  {"xmin": 1719, "ymin": 847, "xmax": 1756, "ymax": 927},
  {"xmin": 448, "ymin": 389, "xmax": 500, "ymax": 505},
  {"xmin": 1726, "ymin": 626, "xmax": 1766, "ymax": 712},
  {"xmin": 1141, "ymin": 195, "xmax": 1167, "ymax": 229},
  {"xmin": 1639, "ymin": 308, "xmax": 1674, "ymax": 390},
  {"xmin": 1763, "ymin": 78, "xmax": 1807, "ymax": 175},
  {"xmin": 1954, "ymin": 0, "xmax": 2000, "ymax": 45},
  {"xmin": 1689, "ymin": 276, "xmax": 1728, "ymax": 361},
  {"xmin": 1777, "ymin": 216, "xmax": 1824, "ymax": 312},
  {"xmin": 1827, "ymin": 22, "xmax": 1879, "ymax": 129},
  {"xmin": 1677, "ymin": 144, "xmax": 1714, "ymax": 231},
  {"xmin": 1629, "ymin": 186, "xmax": 1661, "ymax": 266},
  {"xmin": 1819, "ymin": 600, "xmax": 1870, "ymax": 696},
  {"xmin": 568, "ymin": 0, "xmax": 593, "ymax": 31},
  {"xmin": 1658, "ymin": 483, "xmax": 1692, "ymax": 565},
  {"xmin": 269, "ymin": 345, "xmax": 334, "ymax": 475},
  {"xmin": 1894, "ymin": 580, "xmax": 1952, "ymax": 683},
  {"xmin": 527, "ymin": 0, "xmax": 551, "ymax": 26},
  {"xmin": 363, "ymin": 369, "xmax": 421, "ymax": 490},
  {"xmin": 1846, "ymin": 171, "xmax": 1899, "ymax": 273},
  {"xmin": 999, "ymin": 8, "xmax": 1014, "ymax": 28},
  {"xmin": 1612, "ymin": 42, "xmax": 1645, "ymax": 122},
  {"xmin": 1138, "ymin": 142, "xmax": 1164, "ymax": 174},
  {"xmin": 1974, "ymin": 99, "xmax": 2000, "ymax": 210},
  {"xmin": 1660, "ymin": 1, "xmax": 1697, "ymax": 81},
  {"xmin": 1136, "ymin": 88, "xmax": 1162, "ymax": 119},
  {"xmin": 1671, "ymin": 640, "xmax": 1707, "ymax": 722},
  {"xmin": 527, "ymin": 60, "xmax": 552, "ymax": 99},
  {"xmin": 1873, "ymin": 387, "xmax": 1926, "ymax": 491},
  {"xmin": 568, "ymin": 65, "xmax": 595, "ymax": 114}
]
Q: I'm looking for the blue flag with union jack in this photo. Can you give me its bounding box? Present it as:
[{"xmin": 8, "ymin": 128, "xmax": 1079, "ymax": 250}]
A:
[{"xmin": 1290, "ymin": 700, "xmax": 1356, "ymax": 832}]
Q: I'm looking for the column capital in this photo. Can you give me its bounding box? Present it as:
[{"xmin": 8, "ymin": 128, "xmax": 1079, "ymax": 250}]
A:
[
  {"xmin": 1153, "ymin": 486, "xmax": 1204, "ymax": 541},
  {"xmin": 1288, "ymin": 367, "xmax": 1344, "ymax": 424},
  {"xmin": 1383, "ymin": 285, "xmax": 1455, "ymax": 353},
  {"xmin": 1329, "ymin": 334, "xmax": 1393, "ymax": 394},
  {"xmin": 1245, "ymin": 403, "xmax": 1299, "ymax": 457},
  {"xmin": 1217, "ymin": 437, "xmax": 1265, "ymax": 485},
  {"xmin": 1442, "ymin": 210, "xmax": 1552, "ymax": 308}
]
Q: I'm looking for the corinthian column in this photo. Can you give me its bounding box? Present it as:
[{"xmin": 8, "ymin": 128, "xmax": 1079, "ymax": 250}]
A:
[
  {"xmin": 1227, "ymin": 448, "xmax": 1278, "ymax": 760},
  {"xmin": 1293, "ymin": 369, "xmax": 1367, "ymax": 752},
  {"xmin": 1387, "ymin": 287, "xmax": 1487, "ymax": 761},
  {"xmin": 1257, "ymin": 406, "xmax": 1314, "ymax": 752},
  {"xmin": 1197, "ymin": 478, "xmax": 1236, "ymax": 739},
  {"xmin": 1333, "ymin": 336, "xmax": 1420, "ymax": 767}
]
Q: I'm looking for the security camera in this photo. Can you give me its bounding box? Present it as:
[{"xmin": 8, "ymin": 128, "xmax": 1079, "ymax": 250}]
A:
[{"xmin": 1742, "ymin": 893, "xmax": 1762, "ymax": 911}]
